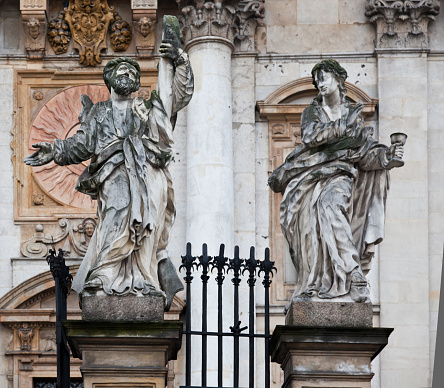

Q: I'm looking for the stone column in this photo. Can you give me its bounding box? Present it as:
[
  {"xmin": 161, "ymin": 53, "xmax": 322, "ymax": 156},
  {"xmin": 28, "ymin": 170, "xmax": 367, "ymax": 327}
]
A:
[
  {"xmin": 176, "ymin": 1, "xmax": 264, "ymax": 385},
  {"xmin": 365, "ymin": 1, "xmax": 439, "ymax": 386}
]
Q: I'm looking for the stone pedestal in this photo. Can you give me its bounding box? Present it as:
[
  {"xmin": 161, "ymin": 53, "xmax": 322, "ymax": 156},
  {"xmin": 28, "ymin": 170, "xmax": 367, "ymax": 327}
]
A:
[
  {"xmin": 81, "ymin": 294, "xmax": 165, "ymax": 322},
  {"xmin": 64, "ymin": 320, "xmax": 182, "ymax": 388},
  {"xmin": 270, "ymin": 326, "xmax": 393, "ymax": 388},
  {"xmin": 285, "ymin": 301, "xmax": 373, "ymax": 327}
]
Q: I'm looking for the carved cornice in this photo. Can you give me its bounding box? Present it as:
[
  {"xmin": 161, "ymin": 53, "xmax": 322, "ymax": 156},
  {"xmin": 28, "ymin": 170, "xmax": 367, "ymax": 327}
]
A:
[
  {"xmin": 177, "ymin": 0, "xmax": 265, "ymax": 52},
  {"xmin": 365, "ymin": 0, "xmax": 440, "ymax": 49}
]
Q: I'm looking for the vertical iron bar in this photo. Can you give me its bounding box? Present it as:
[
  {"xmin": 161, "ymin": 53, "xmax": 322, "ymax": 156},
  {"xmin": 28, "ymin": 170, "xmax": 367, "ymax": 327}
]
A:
[
  {"xmin": 180, "ymin": 242, "xmax": 196, "ymax": 387},
  {"xmin": 200, "ymin": 243, "xmax": 210, "ymax": 387},
  {"xmin": 262, "ymin": 247, "xmax": 274, "ymax": 388},
  {"xmin": 230, "ymin": 246, "xmax": 243, "ymax": 388},
  {"xmin": 247, "ymin": 247, "xmax": 256, "ymax": 388},
  {"xmin": 213, "ymin": 244, "xmax": 227, "ymax": 387}
]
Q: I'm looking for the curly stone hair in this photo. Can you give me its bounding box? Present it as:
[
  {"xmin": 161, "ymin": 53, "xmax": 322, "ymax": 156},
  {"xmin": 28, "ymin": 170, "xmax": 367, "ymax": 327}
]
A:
[
  {"xmin": 311, "ymin": 59, "xmax": 348, "ymax": 102},
  {"xmin": 103, "ymin": 57, "xmax": 141, "ymax": 92}
]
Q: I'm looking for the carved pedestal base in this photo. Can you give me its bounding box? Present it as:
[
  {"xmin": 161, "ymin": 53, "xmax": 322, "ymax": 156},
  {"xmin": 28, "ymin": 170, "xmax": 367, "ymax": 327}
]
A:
[
  {"xmin": 81, "ymin": 294, "xmax": 165, "ymax": 322},
  {"xmin": 64, "ymin": 320, "xmax": 182, "ymax": 388},
  {"xmin": 270, "ymin": 326, "xmax": 392, "ymax": 388},
  {"xmin": 285, "ymin": 300, "xmax": 373, "ymax": 327}
]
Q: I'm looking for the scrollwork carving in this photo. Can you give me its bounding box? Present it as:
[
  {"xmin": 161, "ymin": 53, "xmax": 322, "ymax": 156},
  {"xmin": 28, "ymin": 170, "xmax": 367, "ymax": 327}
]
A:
[
  {"xmin": 365, "ymin": 0, "xmax": 440, "ymax": 49},
  {"xmin": 21, "ymin": 218, "xmax": 97, "ymax": 259}
]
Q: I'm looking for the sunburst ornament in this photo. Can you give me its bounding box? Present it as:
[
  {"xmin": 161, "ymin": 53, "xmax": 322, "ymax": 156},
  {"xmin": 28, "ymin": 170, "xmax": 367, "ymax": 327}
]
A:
[{"xmin": 29, "ymin": 85, "xmax": 110, "ymax": 209}]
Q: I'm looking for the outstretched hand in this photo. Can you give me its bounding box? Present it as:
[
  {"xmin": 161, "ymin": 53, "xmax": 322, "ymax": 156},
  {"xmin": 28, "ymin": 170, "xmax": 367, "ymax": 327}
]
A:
[{"xmin": 24, "ymin": 142, "xmax": 54, "ymax": 166}]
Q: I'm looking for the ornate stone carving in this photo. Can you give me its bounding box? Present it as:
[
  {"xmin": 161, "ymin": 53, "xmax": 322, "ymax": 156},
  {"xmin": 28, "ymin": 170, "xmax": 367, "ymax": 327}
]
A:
[
  {"xmin": 109, "ymin": 11, "xmax": 133, "ymax": 52},
  {"xmin": 177, "ymin": 0, "xmax": 265, "ymax": 51},
  {"xmin": 18, "ymin": 324, "xmax": 34, "ymax": 351},
  {"xmin": 21, "ymin": 218, "xmax": 97, "ymax": 259},
  {"xmin": 47, "ymin": 11, "xmax": 72, "ymax": 55},
  {"xmin": 29, "ymin": 84, "xmax": 109, "ymax": 209},
  {"xmin": 23, "ymin": 16, "xmax": 46, "ymax": 59},
  {"xmin": 24, "ymin": 18, "xmax": 193, "ymax": 311},
  {"xmin": 268, "ymin": 60, "xmax": 405, "ymax": 304},
  {"xmin": 63, "ymin": 0, "xmax": 115, "ymax": 66},
  {"xmin": 133, "ymin": 16, "xmax": 156, "ymax": 57},
  {"xmin": 365, "ymin": 0, "xmax": 440, "ymax": 49}
]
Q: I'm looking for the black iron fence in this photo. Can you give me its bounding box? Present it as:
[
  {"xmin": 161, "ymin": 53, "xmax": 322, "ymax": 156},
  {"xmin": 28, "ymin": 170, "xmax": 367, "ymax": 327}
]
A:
[
  {"xmin": 46, "ymin": 248, "xmax": 73, "ymax": 388},
  {"xmin": 180, "ymin": 243, "xmax": 276, "ymax": 388}
]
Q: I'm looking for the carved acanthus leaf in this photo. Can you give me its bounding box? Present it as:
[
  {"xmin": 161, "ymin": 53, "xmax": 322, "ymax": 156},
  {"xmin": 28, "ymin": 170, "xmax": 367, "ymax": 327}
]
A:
[
  {"xmin": 365, "ymin": 0, "xmax": 440, "ymax": 48},
  {"xmin": 177, "ymin": 0, "xmax": 265, "ymax": 51}
]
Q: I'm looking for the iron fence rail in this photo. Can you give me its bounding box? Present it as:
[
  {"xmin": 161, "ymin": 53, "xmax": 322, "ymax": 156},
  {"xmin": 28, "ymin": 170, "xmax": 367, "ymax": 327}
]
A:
[{"xmin": 180, "ymin": 242, "xmax": 276, "ymax": 388}]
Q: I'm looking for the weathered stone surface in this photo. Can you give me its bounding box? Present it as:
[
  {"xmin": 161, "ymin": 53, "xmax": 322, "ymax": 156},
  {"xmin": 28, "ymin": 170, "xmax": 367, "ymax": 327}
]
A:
[
  {"xmin": 285, "ymin": 300, "xmax": 373, "ymax": 327},
  {"xmin": 81, "ymin": 294, "xmax": 164, "ymax": 322}
]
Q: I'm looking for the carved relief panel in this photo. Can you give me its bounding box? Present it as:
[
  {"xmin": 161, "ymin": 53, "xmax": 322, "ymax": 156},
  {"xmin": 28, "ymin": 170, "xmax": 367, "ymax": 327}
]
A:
[
  {"xmin": 14, "ymin": 69, "xmax": 158, "ymax": 255},
  {"xmin": 257, "ymin": 78, "xmax": 378, "ymax": 306}
]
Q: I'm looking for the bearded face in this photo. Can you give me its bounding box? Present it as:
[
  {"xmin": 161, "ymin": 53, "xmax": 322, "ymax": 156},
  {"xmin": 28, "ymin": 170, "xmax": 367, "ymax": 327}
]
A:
[{"xmin": 110, "ymin": 63, "xmax": 140, "ymax": 96}]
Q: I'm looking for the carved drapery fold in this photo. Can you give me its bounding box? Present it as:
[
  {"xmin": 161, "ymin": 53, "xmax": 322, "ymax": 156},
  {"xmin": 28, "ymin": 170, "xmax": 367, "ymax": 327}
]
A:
[
  {"xmin": 177, "ymin": 0, "xmax": 265, "ymax": 51},
  {"xmin": 365, "ymin": 0, "xmax": 440, "ymax": 49}
]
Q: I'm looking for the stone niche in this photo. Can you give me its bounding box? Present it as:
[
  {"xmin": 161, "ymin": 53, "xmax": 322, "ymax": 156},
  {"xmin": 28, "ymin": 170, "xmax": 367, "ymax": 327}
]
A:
[
  {"xmin": 13, "ymin": 69, "xmax": 158, "ymax": 259},
  {"xmin": 257, "ymin": 78, "xmax": 378, "ymax": 307},
  {"xmin": 0, "ymin": 266, "xmax": 185, "ymax": 388}
]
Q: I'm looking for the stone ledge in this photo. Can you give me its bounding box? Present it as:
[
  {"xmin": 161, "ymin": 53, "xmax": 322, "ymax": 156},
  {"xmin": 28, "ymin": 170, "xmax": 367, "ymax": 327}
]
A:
[{"xmin": 285, "ymin": 300, "xmax": 373, "ymax": 327}]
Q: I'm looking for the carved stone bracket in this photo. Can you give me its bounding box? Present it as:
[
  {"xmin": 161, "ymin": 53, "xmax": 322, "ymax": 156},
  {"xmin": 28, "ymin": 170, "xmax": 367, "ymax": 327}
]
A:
[
  {"xmin": 177, "ymin": 0, "xmax": 265, "ymax": 52},
  {"xmin": 131, "ymin": 1, "xmax": 157, "ymax": 58},
  {"xmin": 20, "ymin": 0, "xmax": 47, "ymax": 59},
  {"xmin": 21, "ymin": 218, "xmax": 97, "ymax": 259},
  {"xmin": 365, "ymin": 0, "xmax": 440, "ymax": 49}
]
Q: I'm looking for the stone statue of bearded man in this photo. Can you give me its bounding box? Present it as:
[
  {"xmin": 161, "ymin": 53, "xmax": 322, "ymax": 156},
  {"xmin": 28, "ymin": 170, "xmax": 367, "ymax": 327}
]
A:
[{"xmin": 24, "ymin": 19, "xmax": 194, "ymax": 312}]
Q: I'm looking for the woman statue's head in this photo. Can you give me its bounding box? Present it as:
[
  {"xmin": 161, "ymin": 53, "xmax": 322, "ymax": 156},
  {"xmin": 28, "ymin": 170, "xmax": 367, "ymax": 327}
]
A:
[{"xmin": 311, "ymin": 59, "xmax": 348, "ymax": 102}]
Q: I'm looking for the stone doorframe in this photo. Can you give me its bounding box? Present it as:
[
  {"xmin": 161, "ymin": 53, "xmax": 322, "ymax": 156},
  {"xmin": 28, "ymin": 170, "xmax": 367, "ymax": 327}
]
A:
[{"xmin": 256, "ymin": 77, "xmax": 378, "ymax": 307}]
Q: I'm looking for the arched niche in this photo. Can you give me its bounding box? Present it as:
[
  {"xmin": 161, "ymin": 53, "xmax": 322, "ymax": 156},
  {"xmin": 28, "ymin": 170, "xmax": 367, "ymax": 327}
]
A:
[
  {"xmin": 256, "ymin": 77, "xmax": 378, "ymax": 306},
  {"xmin": 0, "ymin": 266, "xmax": 185, "ymax": 387}
]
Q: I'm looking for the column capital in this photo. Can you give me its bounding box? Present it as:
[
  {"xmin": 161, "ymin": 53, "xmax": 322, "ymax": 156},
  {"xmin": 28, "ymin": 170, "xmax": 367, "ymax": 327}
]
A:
[
  {"xmin": 365, "ymin": 0, "xmax": 440, "ymax": 50},
  {"xmin": 177, "ymin": 0, "xmax": 265, "ymax": 52}
]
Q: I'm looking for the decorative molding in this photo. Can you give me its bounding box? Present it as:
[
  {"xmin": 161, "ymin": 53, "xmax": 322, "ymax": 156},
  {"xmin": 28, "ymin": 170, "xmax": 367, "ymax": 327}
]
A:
[
  {"xmin": 132, "ymin": 0, "xmax": 158, "ymax": 9},
  {"xmin": 177, "ymin": 0, "xmax": 265, "ymax": 52},
  {"xmin": 365, "ymin": 0, "xmax": 440, "ymax": 49},
  {"xmin": 20, "ymin": 0, "xmax": 46, "ymax": 11}
]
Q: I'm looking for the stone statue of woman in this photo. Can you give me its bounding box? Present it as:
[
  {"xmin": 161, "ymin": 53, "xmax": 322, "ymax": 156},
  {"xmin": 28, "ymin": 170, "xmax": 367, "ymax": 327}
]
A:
[
  {"xmin": 24, "ymin": 17, "xmax": 193, "ymax": 312},
  {"xmin": 269, "ymin": 59, "xmax": 404, "ymax": 303}
]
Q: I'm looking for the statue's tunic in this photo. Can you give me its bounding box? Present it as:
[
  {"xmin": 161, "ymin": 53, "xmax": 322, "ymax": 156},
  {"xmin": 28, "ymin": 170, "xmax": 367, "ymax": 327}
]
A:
[
  {"xmin": 60, "ymin": 60, "xmax": 193, "ymax": 296},
  {"xmin": 269, "ymin": 98, "xmax": 391, "ymax": 299}
]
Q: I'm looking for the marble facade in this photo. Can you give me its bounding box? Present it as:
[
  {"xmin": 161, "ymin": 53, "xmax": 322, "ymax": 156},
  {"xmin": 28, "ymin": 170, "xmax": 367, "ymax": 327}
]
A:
[{"xmin": 0, "ymin": 0, "xmax": 442, "ymax": 387}]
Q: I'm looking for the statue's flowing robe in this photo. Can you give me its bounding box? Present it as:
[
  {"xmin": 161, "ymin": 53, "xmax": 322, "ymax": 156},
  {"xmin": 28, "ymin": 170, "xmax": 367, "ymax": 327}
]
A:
[
  {"xmin": 61, "ymin": 60, "xmax": 193, "ymax": 296},
  {"xmin": 269, "ymin": 99, "xmax": 391, "ymax": 299}
]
